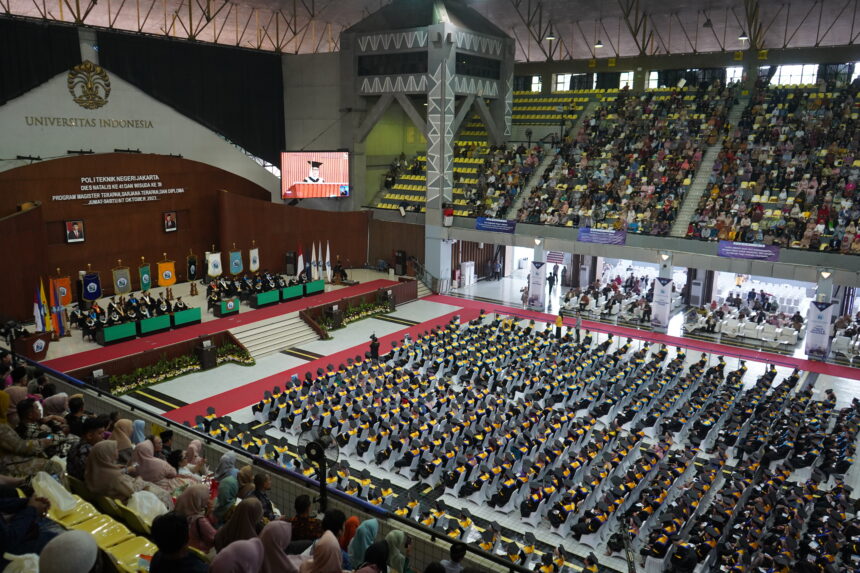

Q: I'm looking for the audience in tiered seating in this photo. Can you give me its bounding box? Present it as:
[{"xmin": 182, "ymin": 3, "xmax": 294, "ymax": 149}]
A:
[
  {"xmin": 687, "ymin": 80, "xmax": 860, "ymax": 252},
  {"xmin": 517, "ymin": 83, "xmax": 736, "ymax": 234}
]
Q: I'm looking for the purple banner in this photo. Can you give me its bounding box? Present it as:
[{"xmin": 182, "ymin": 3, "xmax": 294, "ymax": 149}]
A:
[
  {"xmin": 475, "ymin": 217, "xmax": 517, "ymax": 233},
  {"xmin": 717, "ymin": 241, "xmax": 780, "ymax": 261},
  {"xmin": 577, "ymin": 227, "xmax": 627, "ymax": 245}
]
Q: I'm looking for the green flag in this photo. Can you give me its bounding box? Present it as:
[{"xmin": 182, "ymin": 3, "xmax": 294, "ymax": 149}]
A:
[{"xmin": 139, "ymin": 263, "xmax": 151, "ymax": 291}]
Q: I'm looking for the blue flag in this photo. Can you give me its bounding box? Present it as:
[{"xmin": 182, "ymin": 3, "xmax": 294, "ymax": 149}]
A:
[
  {"xmin": 229, "ymin": 250, "xmax": 243, "ymax": 275},
  {"xmin": 82, "ymin": 272, "xmax": 102, "ymax": 301}
]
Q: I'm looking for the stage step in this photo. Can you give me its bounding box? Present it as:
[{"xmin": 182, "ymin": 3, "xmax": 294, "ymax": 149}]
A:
[
  {"xmin": 229, "ymin": 312, "xmax": 320, "ymax": 358},
  {"xmin": 416, "ymin": 281, "xmax": 432, "ymax": 299}
]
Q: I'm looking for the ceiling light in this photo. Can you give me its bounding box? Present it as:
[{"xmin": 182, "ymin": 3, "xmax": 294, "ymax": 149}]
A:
[
  {"xmin": 545, "ymin": 26, "xmax": 556, "ymax": 41},
  {"xmin": 820, "ymin": 269, "xmax": 832, "ymax": 280},
  {"xmin": 660, "ymin": 252, "xmax": 671, "ymax": 261},
  {"xmin": 703, "ymin": 18, "xmax": 713, "ymax": 28},
  {"xmin": 738, "ymin": 30, "xmax": 749, "ymax": 41},
  {"xmin": 534, "ymin": 237, "xmax": 542, "ymax": 246},
  {"xmin": 594, "ymin": 39, "xmax": 604, "ymax": 48}
]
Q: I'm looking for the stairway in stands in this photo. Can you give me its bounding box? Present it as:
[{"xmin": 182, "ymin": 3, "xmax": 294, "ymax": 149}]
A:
[
  {"xmin": 229, "ymin": 312, "xmax": 319, "ymax": 358},
  {"xmin": 509, "ymin": 100, "xmax": 597, "ymax": 217},
  {"xmin": 670, "ymin": 97, "xmax": 749, "ymax": 237}
]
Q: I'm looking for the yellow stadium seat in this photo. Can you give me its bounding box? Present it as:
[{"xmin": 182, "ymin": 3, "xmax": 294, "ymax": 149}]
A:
[
  {"xmin": 48, "ymin": 496, "xmax": 100, "ymax": 527},
  {"xmin": 107, "ymin": 536, "xmax": 157, "ymax": 573}
]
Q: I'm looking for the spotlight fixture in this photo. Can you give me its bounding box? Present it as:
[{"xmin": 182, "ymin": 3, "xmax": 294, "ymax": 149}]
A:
[
  {"xmin": 660, "ymin": 252, "xmax": 671, "ymax": 261},
  {"xmin": 594, "ymin": 39, "xmax": 604, "ymax": 48},
  {"xmin": 534, "ymin": 237, "xmax": 542, "ymax": 246},
  {"xmin": 738, "ymin": 30, "xmax": 749, "ymax": 41},
  {"xmin": 545, "ymin": 26, "xmax": 556, "ymax": 41},
  {"xmin": 819, "ymin": 269, "xmax": 832, "ymax": 280}
]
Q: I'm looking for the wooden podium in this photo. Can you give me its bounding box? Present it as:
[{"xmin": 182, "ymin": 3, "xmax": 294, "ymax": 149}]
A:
[{"xmin": 13, "ymin": 332, "xmax": 51, "ymax": 361}]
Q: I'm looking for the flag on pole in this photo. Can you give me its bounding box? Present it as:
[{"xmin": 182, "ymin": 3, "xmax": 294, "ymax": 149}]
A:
[
  {"xmin": 325, "ymin": 241, "xmax": 332, "ymax": 283},
  {"xmin": 139, "ymin": 263, "xmax": 152, "ymax": 291},
  {"xmin": 316, "ymin": 242, "xmax": 323, "ymax": 279},
  {"xmin": 33, "ymin": 288, "xmax": 44, "ymax": 332},
  {"xmin": 187, "ymin": 254, "xmax": 199, "ymax": 281},
  {"xmin": 229, "ymin": 251, "xmax": 243, "ymax": 275},
  {"xmin": 157, "ymin": 260, "xmax": 176, "ymax": 286},
  {"xmin": 39, "ymin": 279, "xmax": 53, "ymax": 334},
  {"xmin": 249, "ymin": 248, "xmax": 260, "ymax": 272},
  {"xmin": 82, "ymin": 273, "xmax": 102, "ymax": 301},
  {"xmin": 297, "ymin": 245, "xmax": 305, "ymax": 279},
  {"xmin": 207, "ymin": 252, "xmax": 222, "ymax": 277},
  {"xmin": 53, "ymin": 276, "xmax": 72, "ymax": 306},
  {"xmin": 112, "ymin": 267, "xmax": 132, "ymax": 295},
  {"xmin": 50, "ymin": 279, "xmax": 65, "ymax": 337},
  {"xmin": 310, "ymin": 243, "xmax": 318, "ymax": 280}
]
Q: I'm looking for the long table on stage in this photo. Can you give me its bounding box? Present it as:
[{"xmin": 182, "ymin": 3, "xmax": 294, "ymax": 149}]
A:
[
  {"xmin": 93, "ymin": 307, "xmax": 202, "ymax": 345},
  {"xmin": 304, "ymin": 280, "xmax": 325, "ymax": 296},
  {"xmin": 251, "ymin": 289, "xmax": 280, "ymax": 309},
  {"xmin": 139, "ymin": 314, "xmax": 171, "ymax": 336},
  {"xmin": 214, "ymin": 298, "xmax": 240, "ymax": 318},
  {"xmin": 172, "ymin": 307, "xmax": 202, "ymax": 328},
  {"xmin": 96, "ymin": 321, "xmax": 138, "ymax": 345}
]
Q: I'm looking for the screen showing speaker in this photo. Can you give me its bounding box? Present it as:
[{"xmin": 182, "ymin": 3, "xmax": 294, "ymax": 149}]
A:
[{"xmin": 281, "ymin": 151, "xmax": 350, "ymax": 199}]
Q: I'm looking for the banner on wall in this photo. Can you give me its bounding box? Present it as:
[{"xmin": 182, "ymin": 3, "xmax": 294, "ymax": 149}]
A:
[
  {"xmin": 717, "ymin": 241, "xmax": 780, "ymax": 261},
  {"xmin": 249, "ymin": 248, "xmax": 260, "ymax": 273},
  {"xmin": 112, "ymin": 267, "xmax": 132, "ymax": 295},
  {"xmin": 157, "ymin": 261, "xmax": 176, "ymax": 286},
  {"xmin": 207, "ymin": 252, "xmax": 222, "ymax": 277},
  {"xmin": 527, "ymin": 261, "xmax": 547, "ymax": 310},
  {"xmin": 82, "ymin": 272, "xmax": 102, "ymax": 301},
  {"xmin": 139, "ymin": 263, "xmax": 152, "ymax": 291},
  {"xmin": 805, "ymin": 301, "xmax": 835, "ymax": 360},
  {"xmin": 651, "ymin": 277, "xmax": 673, "ymax": 329},
  {"xmin": 577, "ymin": 227, "xmax": 627, "ymax": 245},
  {"xmin": 229, "ymin": 250, "xmax": 243, "ymax": 275}
]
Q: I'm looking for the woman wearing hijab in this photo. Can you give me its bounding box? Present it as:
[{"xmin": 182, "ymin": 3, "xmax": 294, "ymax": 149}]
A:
[
  {"xmin": 354, "ymin": 541, "xmax": 389, "ymax": 573},
  {"xmin": 213, "ymin": 473, "xmax": 239, "ymax": 526},
  {"xmin": 237, "ymin": 465, "xmax": 255, "ymax": 499},
  {"xmin": 111, "ymin": 419, "xmax": 135, "ymax": 464},
  {"xmin": 340, "ymin": 516, "xmax": 360, "ymax": 551},
  {"xmin": 213, "ymin": 497, "xmax": 264, "ymax": 552},
  {"xmin": 131, "ymin": 439, "xmax": 193, "ymax": 492},
  {"xmin": 348, "ymin": 518, "xmax": 379, "ymax": 571},
  {"xmin": 174, "ymin": 483, "xmax": 217, "ymax": 554},
  {"xmin": 4, "ymin": 383, "xmax": 28, "ymax": 427},
  {"xmin": 385, "ymin": 530, "xmax": 412, "ymax": 573},
  {"xmin": 131, "ymin": 419, "xmax": 146, "ymax": 444},
  {"xmin": 0, "ymin": 390, "xmax": 62, "ymax": 478},
  {"xmin": 38, "ymin": 530, "xmax": 99, "ymax": 573},
  {"xmin": 42, "ymin": 392, "xmax": 69, "ymax": 417},
  {"xmin": 84, "ymin": 439, "xmax": 173, "ymax": 509},
  {"xmin": 260, "ymin": 521, "xmax": 305, "ymax": 573},
  {"xmin": 300, "ymin": 529, "xmax": 344, "ymax": 573},
  {"xmin": 214, "ymin": 451, "xmax": 239, "ymax": 482},
  {"xmin": 210, "ymin": 537, "xmax": 265, "ymax": 573},
  {"xmin": 184, "ymin": 439, "xmax": 206, "ymax": 473}
]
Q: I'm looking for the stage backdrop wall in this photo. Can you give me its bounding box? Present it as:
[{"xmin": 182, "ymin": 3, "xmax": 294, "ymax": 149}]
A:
[
  {"xmin": 217, "ymin": 191, "xmax": 371, "ymax": 273},
  {"xmin": 0, "ymin": 62, "xmax": 279, "ymax": 198},
  {"xmin": 368, "ymin": 219, "xmax": 425, "ymax": 269},
  {"xmin": 0, "ymin": 153, "xmax": 272, "ymax": 321}
]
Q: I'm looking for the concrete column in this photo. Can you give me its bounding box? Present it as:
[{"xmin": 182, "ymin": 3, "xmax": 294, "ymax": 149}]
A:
[
  {"xmin": 533, "ymin": 241, "xmax": 545, "ymax": 264},
  {"xmin": 816, "ymin": 271, "xmax": 834, "ymax": 303},
  {"xmin": 79, "ymin": 28, "xmax": 99, "ymax": 64},
  {"xmin": 658, "ymin": 252, "xmax": 673, "ymax": 279},
  {"xmin": 632, "ymin": 68, "xmax": 647, "ymax": 93},
  {"xmin": 425, "ymin": 231, "xmax": 452, "ymax": 293},
  {"xmin": 490, "ymin": 40, "xmax": 516, "ymax": 141}
]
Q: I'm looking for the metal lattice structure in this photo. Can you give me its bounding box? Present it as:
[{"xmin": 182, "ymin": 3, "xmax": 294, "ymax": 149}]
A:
[{"xmin": 1, "ymin": 0, "xmax": 859, "ymax": 59}]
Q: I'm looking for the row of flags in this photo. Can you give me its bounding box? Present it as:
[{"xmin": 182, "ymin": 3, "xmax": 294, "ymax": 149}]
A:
[
  {"xmin": 33, "ymin": 277, "xmax": 72, "ymax": 338},
  {"xmin": 33, "ymin": 242, "xmax": 332, "ymax": 335}
]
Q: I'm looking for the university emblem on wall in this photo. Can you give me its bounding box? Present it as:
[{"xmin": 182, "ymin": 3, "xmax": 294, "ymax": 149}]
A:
[{"xmin": 67, "ymin": 60, "xmax": 111, "ymax": 110}]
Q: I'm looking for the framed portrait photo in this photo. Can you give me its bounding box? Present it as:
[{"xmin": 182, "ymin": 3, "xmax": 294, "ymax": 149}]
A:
[
  {"xmin": 65, "ymin": 220, "xmax": 85, "ymax": 243},
  {"xmin": 163, "ymin": 211, "xmax": 177, "ymax": 233}
]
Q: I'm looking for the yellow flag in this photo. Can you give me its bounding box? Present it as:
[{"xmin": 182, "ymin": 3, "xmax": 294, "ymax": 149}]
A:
[
  {"xmin": 40, "ymin": 278, "xmax": 53, "ymax": 333},
  {"xmin": 157, "ymin": 261, "xmax": 177, "ymax": 286}
]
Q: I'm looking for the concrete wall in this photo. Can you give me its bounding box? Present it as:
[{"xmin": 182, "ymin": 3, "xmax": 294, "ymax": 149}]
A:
[
  {"xmin": 0, "ymin": 68, "xmax": 280, "ymax": 200},
  {"xmin": 364, "ymin": 104, "xmax": 427, "ymax": 205}
]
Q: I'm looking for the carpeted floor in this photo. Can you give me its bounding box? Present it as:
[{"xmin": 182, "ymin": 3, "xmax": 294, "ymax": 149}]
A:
[{"xmin": 42, "ymin": 279, "xmax": 396, "ymax": 373}]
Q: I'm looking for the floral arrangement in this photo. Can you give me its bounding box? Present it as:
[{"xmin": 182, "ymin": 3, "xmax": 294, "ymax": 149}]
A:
[
  {"xmin": 109, "ymin": 342, "xmax": 255, "ymax": 395},
  {"xmin": 318, "ymin": 300, "xmax": 391, "ymax": 334}
]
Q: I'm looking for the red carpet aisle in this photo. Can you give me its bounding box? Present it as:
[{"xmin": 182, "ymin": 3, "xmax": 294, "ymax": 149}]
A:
[
  {"xmin": 429, "ymin": 294, "xmax": 860, "ymax": 382},
  {"xmin": 162, "ymin": 306, "xmax": 480, "ymax": 424},
  {"xmin": 43, "ymin": 279, "xmax": 396, "ymax": 373}
]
